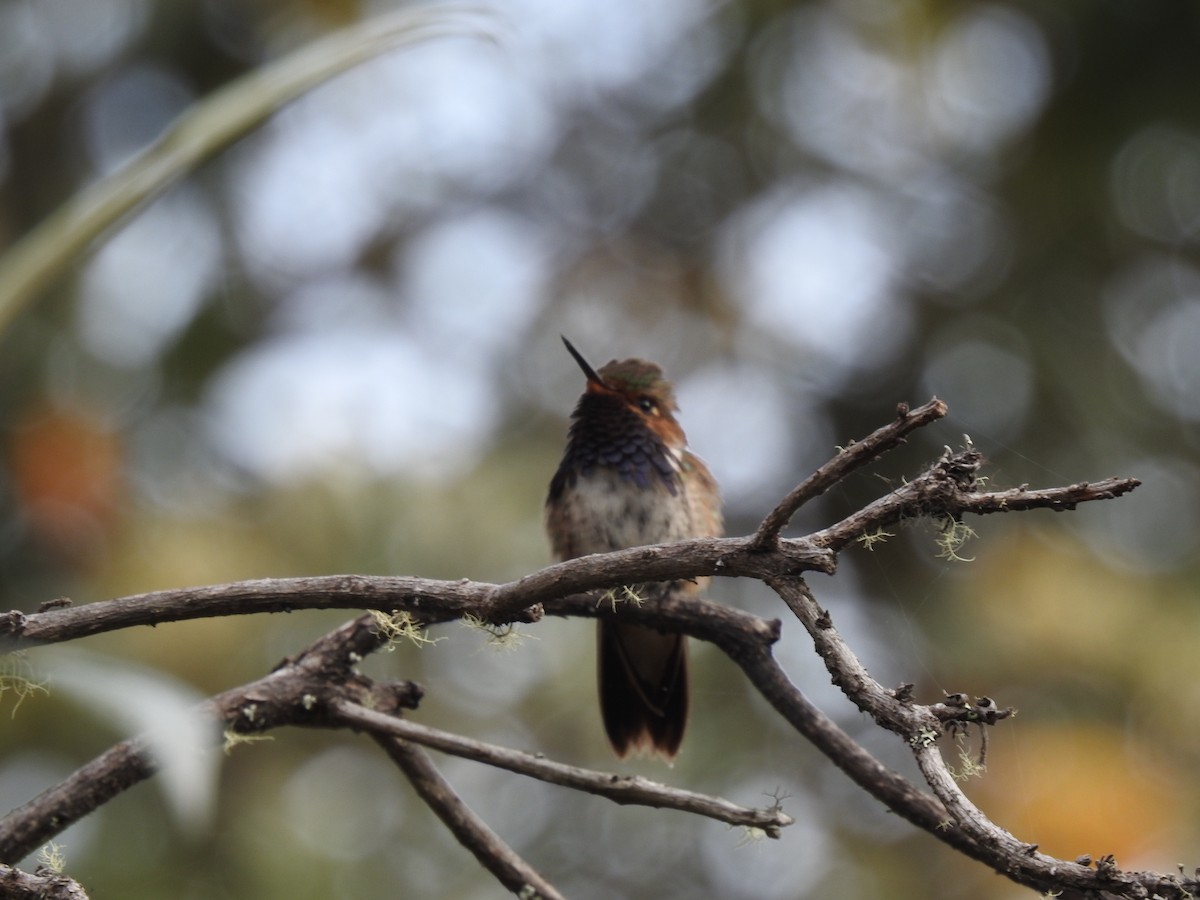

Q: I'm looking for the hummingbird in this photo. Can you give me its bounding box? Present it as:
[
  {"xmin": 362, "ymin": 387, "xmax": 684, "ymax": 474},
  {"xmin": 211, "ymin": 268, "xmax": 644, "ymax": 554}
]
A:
[{"xmin": 546, "ymin": 337, "xmax": 722, "ymax": 760}]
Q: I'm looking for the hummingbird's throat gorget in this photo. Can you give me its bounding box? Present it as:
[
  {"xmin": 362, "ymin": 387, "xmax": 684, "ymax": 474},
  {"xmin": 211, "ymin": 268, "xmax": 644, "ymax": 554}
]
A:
[{"xmin": 557, "ymin": 391, "xmax": 684, "ymax": 496}]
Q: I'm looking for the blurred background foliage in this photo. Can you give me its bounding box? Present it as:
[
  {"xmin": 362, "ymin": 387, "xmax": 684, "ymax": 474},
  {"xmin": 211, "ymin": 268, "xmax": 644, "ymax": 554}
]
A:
[{"xmin": 1, "ymin": 0, "xmax": 1199, "ymax": 897}]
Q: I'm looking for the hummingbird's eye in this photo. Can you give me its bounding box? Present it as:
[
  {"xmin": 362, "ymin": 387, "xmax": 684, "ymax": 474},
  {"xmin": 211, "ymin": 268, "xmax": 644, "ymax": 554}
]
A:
[{"xmin": 638, "ymin": 397, "xmax": 657, "ymax": 414}]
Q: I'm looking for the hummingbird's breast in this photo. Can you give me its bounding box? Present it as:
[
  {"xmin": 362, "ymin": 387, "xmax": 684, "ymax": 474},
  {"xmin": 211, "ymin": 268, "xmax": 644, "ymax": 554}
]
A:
[
  {"xmin": 548, "ymin": 466, "xmax": 696, "ymax": 559},
  {"xmin": 546, "ymin": 392, "xmax": 711, "ymax": 560}
]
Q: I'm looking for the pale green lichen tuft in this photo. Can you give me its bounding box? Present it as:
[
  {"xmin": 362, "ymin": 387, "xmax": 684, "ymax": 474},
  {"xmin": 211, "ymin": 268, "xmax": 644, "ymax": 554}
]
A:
[
  {"xmin": 368, "ymin": 610, "xmax": 445, "ymax": 651},
  {"xmin": 37, "ymin": 841, "xmax": 66, "ymax": 874},
  {"xmin": 0, "ymin": 652, "xmax": 48, "ymax": 718},
  {"xmin": 857, "ymin": 528, "xmax": 894, "ymax": 551},
  {"xmin": 222, "ymin": 729, "xmax": 275, "ymax": 755},
  {"xmin": 461, "ymin": 614, "xmax": 537, "ymax": 652},
  {"xmin": 934, "ymin": 518, "xmax": 977, "ymax": 562},
  {"xmin": 598, "ymin": 585, "xmax": 645, "ymax": 612}
]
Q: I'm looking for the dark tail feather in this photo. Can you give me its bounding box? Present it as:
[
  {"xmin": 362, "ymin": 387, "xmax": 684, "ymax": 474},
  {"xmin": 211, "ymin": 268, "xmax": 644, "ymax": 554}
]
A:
[{"xmin": 598, "ymin": 621, "xmax": 688, "ymax": 760}]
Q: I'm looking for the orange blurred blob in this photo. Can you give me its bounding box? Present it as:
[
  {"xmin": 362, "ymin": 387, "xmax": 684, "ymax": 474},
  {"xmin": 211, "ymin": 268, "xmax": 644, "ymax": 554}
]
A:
[
  {"xmin": 8, "ymin": 407, "xmax": 124, "ymax": 566},
  {"xmin": 975, "ymin": 722, "xmax": 1183, "ymax": 866},
  {"xmin": 957, "ymin": 527, "xmax": 1147, "ymax": 677}
]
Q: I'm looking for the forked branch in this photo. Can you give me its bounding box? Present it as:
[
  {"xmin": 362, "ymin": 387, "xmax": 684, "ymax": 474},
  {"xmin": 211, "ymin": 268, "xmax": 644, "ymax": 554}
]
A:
[{"xmin": 0, "ymin": 399, "xmax": 1168, "ymax": 899}]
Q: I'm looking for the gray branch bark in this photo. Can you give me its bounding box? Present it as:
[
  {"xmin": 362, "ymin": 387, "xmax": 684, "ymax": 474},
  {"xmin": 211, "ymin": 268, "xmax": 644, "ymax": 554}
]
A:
[{"xmin": 0, "ymin": 398, "xmax": 1173, "ymax": 899}]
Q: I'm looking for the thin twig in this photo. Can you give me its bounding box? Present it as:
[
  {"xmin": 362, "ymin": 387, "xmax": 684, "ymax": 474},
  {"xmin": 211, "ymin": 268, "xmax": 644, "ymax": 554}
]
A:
[
  {"xmin": 374, "ymin": 735, "xmax": 565, "ymax": 900},
  {"xmin": 811, "ymin": 447, "xmax": 1139, "ymax": 553},
  {"xmin": 331, "ymin": 700, "xmax": 792, "ymax": 836},
  {"xmin": 751, "ymin": 398, "xmax": 949, "ymax": 549}
]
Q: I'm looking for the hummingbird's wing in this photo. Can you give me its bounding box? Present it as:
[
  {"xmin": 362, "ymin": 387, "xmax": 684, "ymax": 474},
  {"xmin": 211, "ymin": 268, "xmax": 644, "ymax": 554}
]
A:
[{"xmin": 682, "ymin": 450, "xmax": 723, "ymax": 540}]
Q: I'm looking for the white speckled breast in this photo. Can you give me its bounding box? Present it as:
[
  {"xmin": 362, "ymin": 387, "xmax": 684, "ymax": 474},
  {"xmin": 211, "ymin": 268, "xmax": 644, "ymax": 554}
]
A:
[{"xmin": 551, "ymin": 466, "xmax": 695, "ymax": 558}]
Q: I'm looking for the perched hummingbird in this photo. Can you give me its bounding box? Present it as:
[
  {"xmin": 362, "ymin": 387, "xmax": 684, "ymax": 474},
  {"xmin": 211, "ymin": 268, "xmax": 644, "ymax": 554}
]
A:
[{"xmin": 546, "ymin": 337, "xmax": 722, "ymax": 760}]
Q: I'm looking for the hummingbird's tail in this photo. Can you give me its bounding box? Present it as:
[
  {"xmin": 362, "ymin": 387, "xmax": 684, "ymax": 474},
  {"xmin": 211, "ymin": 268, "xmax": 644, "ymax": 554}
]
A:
[{"xmin": 598, "ymin": 620, "xmax": 688, "ymax": 761}]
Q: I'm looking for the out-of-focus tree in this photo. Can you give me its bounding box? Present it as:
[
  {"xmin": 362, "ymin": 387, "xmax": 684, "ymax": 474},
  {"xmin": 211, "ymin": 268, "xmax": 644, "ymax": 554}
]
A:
[{"xmin": 1, "ymin": 1, "xmax": 1198, "ymax": 897}]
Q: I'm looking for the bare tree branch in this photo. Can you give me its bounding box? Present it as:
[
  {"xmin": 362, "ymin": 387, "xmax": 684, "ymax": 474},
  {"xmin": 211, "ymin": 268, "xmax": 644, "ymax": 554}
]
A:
[
  {"xmin": 3, "ymin": 398, "xmax": 1180, "ymax": 898},
  {"xmin": 0, "ymin": 739, "xmax": 158, "ymax": 867},
  {"xmin": 0, "ymin": 538, "xmax": 833, "ymax": 651},
  {"xmin": 0, "ymin": 443, "xmax": 1137, "ymax": 654},
  {"xmin": 330, "ymin": 700, "xmax": 792, "ymax": 836},
  {"xmin": 752, "ymin": 397, "xmax": 949, "ymax": 548},
  {"xmin": 0, "ymin": 577, "xmax": 531, "ymax": 649},
  {"xmin": 0, "ymin": 864, "xmax": 90, "ymax": 900},
  {"xmin": 373, "ymin": 736, "xmax": 565, "ymax": 900},
  {"xmin": 0, "ymin": 603, "xmax": 784, "ymax": 868},
  {"xmin": 0, "ymin": 615, "xmax": 421, "ymax": 863},
  {"xmin": 479, "ymin": 535, "xmax": 834, "ymax": 619},
  {"xmin": 811, "ymin": 445, "xmax": 1139, "ymax": 553}
]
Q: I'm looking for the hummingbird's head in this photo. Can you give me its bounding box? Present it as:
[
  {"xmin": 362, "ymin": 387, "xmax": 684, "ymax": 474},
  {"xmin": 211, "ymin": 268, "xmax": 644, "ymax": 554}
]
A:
[{"xmin": 561, "ymin": 336, "xmax": 684, "ymax": 444}]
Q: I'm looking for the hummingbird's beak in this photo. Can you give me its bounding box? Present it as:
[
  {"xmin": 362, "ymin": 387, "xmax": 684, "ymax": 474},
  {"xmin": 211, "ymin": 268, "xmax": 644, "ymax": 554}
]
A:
[{"xmin": 561, "ymin": 336, "xmax": 605, "ymax": 387}]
